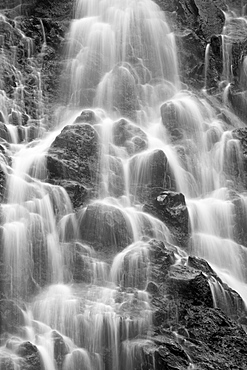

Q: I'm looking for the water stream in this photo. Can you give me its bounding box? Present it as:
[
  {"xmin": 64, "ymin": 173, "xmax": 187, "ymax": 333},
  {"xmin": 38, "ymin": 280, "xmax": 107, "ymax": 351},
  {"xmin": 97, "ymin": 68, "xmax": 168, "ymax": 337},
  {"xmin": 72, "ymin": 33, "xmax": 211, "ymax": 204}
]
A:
[{"xmin": 1, "ymin": 0, "xmax": 247, "ymax": 369}]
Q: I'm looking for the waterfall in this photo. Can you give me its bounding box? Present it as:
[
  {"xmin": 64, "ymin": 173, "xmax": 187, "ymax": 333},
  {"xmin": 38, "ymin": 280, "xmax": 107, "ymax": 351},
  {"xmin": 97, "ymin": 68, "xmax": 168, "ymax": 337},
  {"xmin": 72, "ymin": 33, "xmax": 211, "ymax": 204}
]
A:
[{"xmin": 1, "ymin": 0, "xmax": 247, "ymax": 369}]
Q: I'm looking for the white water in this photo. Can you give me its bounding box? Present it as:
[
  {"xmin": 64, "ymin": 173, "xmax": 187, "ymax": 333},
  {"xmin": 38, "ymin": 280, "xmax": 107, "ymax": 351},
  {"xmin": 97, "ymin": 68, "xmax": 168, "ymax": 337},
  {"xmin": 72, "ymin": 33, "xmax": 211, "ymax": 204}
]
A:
[{"xmin": 1, "ymin": 0, "xmax": 247, "ymax": 369}]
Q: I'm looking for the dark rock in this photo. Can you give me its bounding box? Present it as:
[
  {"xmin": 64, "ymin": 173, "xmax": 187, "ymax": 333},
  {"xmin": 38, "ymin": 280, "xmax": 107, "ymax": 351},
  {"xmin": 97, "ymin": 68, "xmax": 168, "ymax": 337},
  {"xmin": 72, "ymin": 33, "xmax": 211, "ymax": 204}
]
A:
[
  {"xmin": 206, "ymin": 35, "xmax": 224, "ymax": 92},
  {"xmin": 232, "ymin": 127, "xmax": 247, "ymax": 188},
  {"xmin": 155, "ymin": 0, "xmax": 226, "ymax": 89},
  {"xmin": 129, "ymin": 150, "xmax": 175, "ymax": 201},
  {"xmin": 187, "ymin": 255, "xmax": 216, "ymax": 275},
  {"xmin": 176, "ymin": 30, "xmax": 205, "ymax": 89},
  {"xmin": 227, "ymin": 85, "xmax": 247, "ymax": 122},
  {"xmin": 78, "ymin": 202, "xmax": 133, "ymax": 254},
  {"xmin": 17, "ymin": 341, "xmax": 42, "ymax": 370},
  {"xmin": 153, "ymin": 336, "xmax": 191, "ymax": 370},
  {"xmin": 0, "ymin": 123, "xmax": 10, "ymax": 141},
  {"xmin": 166, "ymin": 265, "xmax": 214, "ymax": 307},
  {"xmin": 47, "ymin": 123, "xmax": 100, "ymax": 202},
  {"xmin": 148, "ymin": 239, "xmax": 176, "ymax": 283},
  {"xmin": 144, "ymin": 191, "xmax": 190, "ymax": 248},
  {"xmin": 51, "ymin": 330, "xmax": 69, "ymax": 370},
  {"xmin": 50, "ymin": 179, "xmax": 89, "ymax": 209}
]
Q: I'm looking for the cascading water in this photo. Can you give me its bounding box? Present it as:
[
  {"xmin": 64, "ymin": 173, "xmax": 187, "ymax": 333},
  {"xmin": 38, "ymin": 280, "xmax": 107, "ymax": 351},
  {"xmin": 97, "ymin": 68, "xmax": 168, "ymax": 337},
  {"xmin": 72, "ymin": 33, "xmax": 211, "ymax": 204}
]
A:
[{"xmin": 1, "ymin": 0, "xmax": 247, "ymax": 369}]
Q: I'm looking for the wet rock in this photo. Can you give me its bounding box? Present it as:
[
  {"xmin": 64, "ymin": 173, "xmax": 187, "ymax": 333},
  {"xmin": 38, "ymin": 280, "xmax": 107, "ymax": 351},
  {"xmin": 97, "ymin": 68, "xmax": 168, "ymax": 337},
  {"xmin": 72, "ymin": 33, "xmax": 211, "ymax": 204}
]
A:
[
  {"xmin": 113, "ymin": 118, "xmax": 148, "ymax": 155},
  {"xmin": 105, "ymin": 63, "xmax": 140, "ymax": 120},
  {"xmin": 50, "ymin": 179, "xmax": 89, "ymax": 209},
  {"xmin": 176, "ymin": 30, "xmax": 205, "ymax": 89},
  {"xmin": 227, "ymin": 85, "xmax": 247, "ymax": 123},
  {"xmin": 0, "ymin": 299, "xmax": 25, "ymax": 335},
  {"xmin": 17, "ymin": 341, "xmax": 42, "ymax": 370},
  {"xmin": 70, "ymin": 242, "xmax": 96, "ymax": 283},
  {"xmin": 106, "ymin": 155, "xmax": 125, "ymax": 198},
  {"xmin": 78, "ymin": 202, "xmax": 133, "ymax": 254},
  {"xmin": 74, "ymin": 109, "xmax": 98, "ymax": 125},
  {"xmin": 47, "ymin": 123, "xmax": 100, "ymax": 204},
  {"xmin": 232, "ymin": 127, "xmax": 247, "ymax": 188},
  {"xmin": 205, "ymin": 35, "xmax": 224, "ymax": 92},
  {"xmin": 143, "ymin": 191, "xmax": 189, "ymax": 248},
  {"xmin": 148, "ymin": 239, "xmax": 176, "ymax": 283},
  {"xmin": 153, "ymin": 336, "xmax": 191, "ymax": 370},
  {"xmin": 30, "ymin": 218, "xmax": 49, "ymax": 288},
  {"xmin": 155, "ymin": 0, "xmax": 226, "ymax": 89},
  {"xmin": 129, "ymin": 149, "xmax": 175, "ymax": 202},
  {"xmin": 166, "ymin": 265, "xmax": 214, "ymax": 307},
  {"xmin": 0, "ymin": 355, "xmax": 17, "ymax": 370},
  {"xmin": 51, "ymin": 330, "xmax": 69, "ymax": 370},
  {"xmin": 0, "ymin": 123, "xmax": 10, "ymax": 141},
  {"xmin": 187, "ymin": 255, "xmax": 216, "ymax": 275},
  {"xmin": 180, "ymin": 305, "xmax": 247, "ymax": 369},
  {"xmin": 161, "ymin": 100, "xmax": 182, "ymax": 141}
]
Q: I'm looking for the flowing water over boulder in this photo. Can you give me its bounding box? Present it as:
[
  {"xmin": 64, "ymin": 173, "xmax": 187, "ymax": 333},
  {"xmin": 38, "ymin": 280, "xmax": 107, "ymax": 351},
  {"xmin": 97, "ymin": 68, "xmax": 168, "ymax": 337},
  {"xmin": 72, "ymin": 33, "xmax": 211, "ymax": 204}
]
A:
[{"xmin": 0, "ymin": 0, "xmax": 247, "ymax": 369}]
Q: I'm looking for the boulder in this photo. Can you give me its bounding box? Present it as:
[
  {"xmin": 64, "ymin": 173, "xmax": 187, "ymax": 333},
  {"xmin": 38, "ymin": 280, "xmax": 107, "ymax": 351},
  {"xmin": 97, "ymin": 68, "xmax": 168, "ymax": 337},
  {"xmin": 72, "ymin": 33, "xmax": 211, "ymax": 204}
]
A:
[
  {"xmin": 78, "ymin": 202, "xmax": 133, "ymax": 254},
  {"xmin": 17, "ymin": 341, "xmax": 42, "ymax": 370},
  {"xmin": 143, "ymin": 191, "xmax": 190, "ymax": 248},
  {"xmin": 166, "ymin": 265, "xmax": 214, "ymax": 307},
  {"xmin": 128, "ymin": 149, "xmax": 175, "ymax": 201},
  {"xmin": 47, "ymin": 123, "xmax": 100, "ymax": 206},
  {"xmin": 112, "ymin": 118, "xmax": 148, "ymax": 155},
  {"xmin": 73, "ymin": 109, "xmax": 98, "ymax": 125},
  {"xmin": 51, "ymin": 330, "xmax": 69, "ymax": 370}
]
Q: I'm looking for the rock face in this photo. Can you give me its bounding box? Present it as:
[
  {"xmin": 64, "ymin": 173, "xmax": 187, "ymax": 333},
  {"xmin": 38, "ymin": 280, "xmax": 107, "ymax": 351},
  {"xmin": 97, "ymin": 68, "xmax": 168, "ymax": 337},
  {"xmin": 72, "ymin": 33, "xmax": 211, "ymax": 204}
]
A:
[
  {"xmin": 47, "ymin": 123, "xmax": 100, "ymax": 208},
  {"xmin": 0, "ymin": 1, "xmax": 247, "ymax": 370},
  {"xmin": 144, "ymin": 191, "xmax": 190, "ymax": 248},
  {"xmin": 232, "ymin": 127, "xmax": 247, "ymax": 188},
  {"xmin": 115, "ymin": 239, "xmax": 247, "ymax": 370},
  {"xmin": 155, "ymin": 0, "xmax": 227, "ymax": 89}
]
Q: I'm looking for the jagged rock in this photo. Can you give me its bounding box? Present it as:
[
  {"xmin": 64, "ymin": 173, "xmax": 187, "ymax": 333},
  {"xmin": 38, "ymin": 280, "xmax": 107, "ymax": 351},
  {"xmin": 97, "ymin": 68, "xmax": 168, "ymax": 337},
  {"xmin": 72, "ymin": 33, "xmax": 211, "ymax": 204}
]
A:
[
  {"xmin": 166, "ymin": 265, "xmax": 214, "ymax": 307},
  {"xmin": 152, "ymin": 336, "xmax": 191, "ymax": 370},
  {"xmin": 180, "ymin": 305, "xmax": 247, "ymax": 369},
  {"xmin": 74, "ymin": 109, "xmax": 98, "ymax": 125},
  {"xmin": 17, "ymin": 341, "xmax": 42, "ymax": 370},
  {"xmin": 78, "ymin": 202, "xmax": 133, "ymax": 254},
  {"xmin": 50, "ymin": 179, "xmax": 89, "ymax": 209},
  {"xmin": 113, "ymin": 118, "xmax": 148, "ymax": 155},
  {"xmin": 155, "ymin": 0, "xmax": 226, "ymax": 89},
  {"xmin": 205, "ymin": 35, "xmax": 224, "ymax": 92},
  {"xmin": 47, "ymin": 123, "xmax": 100, "ymax": 205},
  {"xmin": 232, "ymin": 127, "xmax": 247, "ymax": 187},
  {"xmin": 176, "ymin": 30, "xmax": 205, "ymax": 89},
  {"xmin": 143, "ymin": 191, "xmax": 189, "ymax": 248}
]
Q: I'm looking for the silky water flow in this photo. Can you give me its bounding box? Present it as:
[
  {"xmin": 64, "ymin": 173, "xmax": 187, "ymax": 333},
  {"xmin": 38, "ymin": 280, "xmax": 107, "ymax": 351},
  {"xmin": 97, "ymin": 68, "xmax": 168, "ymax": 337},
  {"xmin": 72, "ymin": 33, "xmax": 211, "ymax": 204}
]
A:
[{"xmin": 1, "ymin": 0, "xmax": 247, "ymax": 369}]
